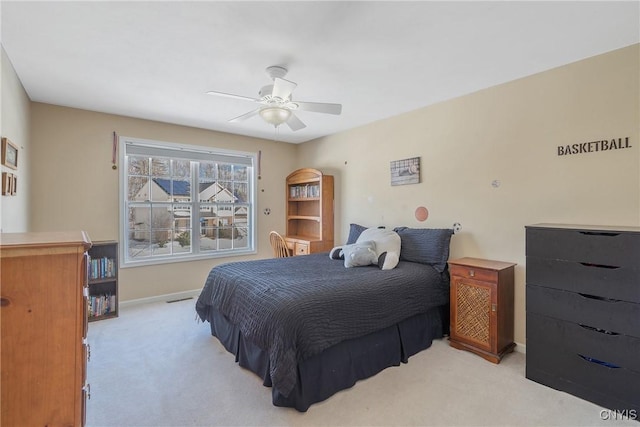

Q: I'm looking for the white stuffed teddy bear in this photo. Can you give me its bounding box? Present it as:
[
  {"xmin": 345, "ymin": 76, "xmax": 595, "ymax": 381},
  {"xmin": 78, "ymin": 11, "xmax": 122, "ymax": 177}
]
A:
[
  {"xmin": 329, "ymin": 227, "xmax": 401, "ymax": 270},
  {"xmin": 356, "ymin": 228, "xmax": 401, "ymax": 270}
]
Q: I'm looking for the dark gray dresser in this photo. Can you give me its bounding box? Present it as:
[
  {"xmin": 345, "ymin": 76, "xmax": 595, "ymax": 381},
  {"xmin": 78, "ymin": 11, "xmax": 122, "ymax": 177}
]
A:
[{"xmin": 525, "ymin": 223, "xmax": 640, "ymax": 412}]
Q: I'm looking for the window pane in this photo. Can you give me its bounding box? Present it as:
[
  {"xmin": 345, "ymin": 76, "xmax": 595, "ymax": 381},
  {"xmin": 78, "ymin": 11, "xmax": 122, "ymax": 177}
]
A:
[
  {"xmin": 234, "ymin": 205, "xmax": 248, "ymax": 225},
  {"xmin": 173, "ymin": 160, "xmax": 190, "ymax": 179},
  {"xmin": 171, "ymin": 179, "xmax": 191, "ymax": 202},
  {"xmin": 151, "ymin": 157, "xmax": 171, "ymax": 178},
  {"xmin": 174, "ymin": 229, "xmax": 191, "ymax": 253},
  {"xmin": 218, "ymin": 227, "xmax": 233, "ymax": 249},
  {"xmin": 128, "ymin": 231, "xmax": 151, "ymax": 259},
  {"xmin": 199, "ymin": 162, "xmax": 217, "ymax": 181},
  {"xmin": 152, "ymin": 231, "xmax": 172, "ymax": 256},
  {"xmin": 173, "ymin": 204, "xmax": 191, "ymax": 229},
  {"xmin": 217, "ymin": 181, "xmax": 233, "ymax": 202},
  {"xmin": 129, "ymin": 176, "xmax": 150, "ymax": 201},
  {"xmin": 200, "ymin": 228, "xmax": 217, "ymax": 252},
  {"xmin": 151, "ymin": 206, "xmax": 172, "ymax": 245},
  {"xmin": 233, "ymin": 226, "xmax": 248, "ymax": 249},
  {"xmin": 219, "ymin": 164, "xmax": 233, "ymax": 181},
  {"xmin": 234, "ymin": 165, "xmax": 248, "ymax": 182},
  {"xmin": 128, "ymin": 156, "xmax": 149, "ymax": 176},
  {"xmin": 129, "ymin": 206, "xmax": 150, "ymax": 232},
  {"xmin": 234, "ymin": 182, "xmax": 248, "ymax": 203}
]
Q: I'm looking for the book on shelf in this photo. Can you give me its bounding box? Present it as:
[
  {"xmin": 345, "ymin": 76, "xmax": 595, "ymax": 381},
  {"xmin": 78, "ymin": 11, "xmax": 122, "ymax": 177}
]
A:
[
  {"xmin": 88, "ymin": 294, "xmax": 117, "ymax": 317},
  {"xmin": 88, "ymin": 256, "xmax": 116, "ymax": 280},
  {"xmin": 290, "ymin": 184, "xmax": 320, "ymax": 199}
]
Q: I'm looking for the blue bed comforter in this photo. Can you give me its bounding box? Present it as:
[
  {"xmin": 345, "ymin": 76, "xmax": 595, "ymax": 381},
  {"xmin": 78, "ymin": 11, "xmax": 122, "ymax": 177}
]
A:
[{"xmin": 195, "ymin": 253, "xmax": 449, "ymax": 397}]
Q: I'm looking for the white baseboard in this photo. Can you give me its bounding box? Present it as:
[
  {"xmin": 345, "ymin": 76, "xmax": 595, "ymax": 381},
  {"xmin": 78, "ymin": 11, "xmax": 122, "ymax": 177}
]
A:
[
  {"xmin": 119, "ymin": 289, "xmax": 201, "ymax": 308},
  {"xmin": 514, "ymin": 341, "xmax": 526, "ymax": 354}
]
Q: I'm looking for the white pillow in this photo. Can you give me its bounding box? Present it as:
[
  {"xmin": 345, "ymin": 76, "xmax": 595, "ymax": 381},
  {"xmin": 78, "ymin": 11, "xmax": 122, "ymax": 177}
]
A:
[
  {"xmin": 356, "ymin": 228, "xmax": 401, "ymax": 270},
  {"xmin": 342, "ymin": 241, "xmax": 378, "ymax": 268}
]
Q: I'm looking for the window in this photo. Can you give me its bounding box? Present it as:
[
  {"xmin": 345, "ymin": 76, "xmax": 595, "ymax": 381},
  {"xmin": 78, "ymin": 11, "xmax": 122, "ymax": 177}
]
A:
[{"xmin": 120, "ymin": 137, "xmax": 257, "ymax": 267}]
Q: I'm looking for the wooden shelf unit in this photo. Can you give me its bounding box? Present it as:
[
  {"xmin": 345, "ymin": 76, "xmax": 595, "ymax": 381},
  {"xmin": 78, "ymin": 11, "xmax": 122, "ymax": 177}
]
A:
[
  {"xmin": 87, "ymin": 240, "xmax": 119, "ymax": 321},
  {"xmin": 285, "ymin": 168, "xmax": 334, "ymax": 255}
]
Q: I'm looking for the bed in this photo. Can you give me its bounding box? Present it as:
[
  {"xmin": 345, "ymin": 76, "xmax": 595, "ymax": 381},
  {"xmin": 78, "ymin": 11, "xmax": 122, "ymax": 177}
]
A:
[{"xmin": 195, "ymin": 226, "xmax": 453, "ymax": 411}]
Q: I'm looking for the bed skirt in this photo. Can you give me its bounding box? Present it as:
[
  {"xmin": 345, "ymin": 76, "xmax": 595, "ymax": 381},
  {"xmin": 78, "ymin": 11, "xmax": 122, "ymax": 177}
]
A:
[{"xmin": 204, "ymin": 305, "xmax": 448, "ymax": 411}]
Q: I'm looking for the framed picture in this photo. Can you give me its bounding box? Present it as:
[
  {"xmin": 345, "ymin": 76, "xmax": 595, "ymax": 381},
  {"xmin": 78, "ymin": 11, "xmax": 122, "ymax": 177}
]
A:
[
  {"xmin": 390, "ymin": 157, "xmax": 420, "ymax": 186},
  {"xmin": 2, "ymin": 172, "xmax": 13, "ymax": 195},
  {"xmin": 1, "ymin": 138, "xmax": 18, "ymax": 170},
  {"xmin": 11, "ymin": 174, "xmax": 17, "ymax": 195}
]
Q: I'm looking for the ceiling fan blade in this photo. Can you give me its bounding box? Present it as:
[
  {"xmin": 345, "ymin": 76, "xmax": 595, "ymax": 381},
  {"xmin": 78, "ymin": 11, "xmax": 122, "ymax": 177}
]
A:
[
  {"xmin": 295, "ymin": 101, "xmax": 342, "ymax": 115},
  {"xmin": 206, "ymin": 91, "xmax": 257, "ymax": 102},
  {"xmin": 272, "ymin": 78, "xmax": 297, "ymax": 100},
  {"xmin": 286, "ymin": 113, "xmax": 306, "ymax": 131},
  {"xmin": 229, "ymin": 108, "xmax": 260, "ymax": 123}
]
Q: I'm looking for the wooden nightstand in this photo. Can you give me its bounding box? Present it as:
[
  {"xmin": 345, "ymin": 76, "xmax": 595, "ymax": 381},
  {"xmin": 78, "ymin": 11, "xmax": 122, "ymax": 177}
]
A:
[{"xmin": 448, "ymin": 257, "xmax": 516, "ymax": 363}]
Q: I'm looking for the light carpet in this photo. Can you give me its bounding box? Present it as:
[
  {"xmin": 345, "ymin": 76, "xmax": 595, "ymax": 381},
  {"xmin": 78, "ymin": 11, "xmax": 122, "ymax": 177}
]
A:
[{"xmin": 86, "ymin": 299, "xmax": 635, "ymax": 426}]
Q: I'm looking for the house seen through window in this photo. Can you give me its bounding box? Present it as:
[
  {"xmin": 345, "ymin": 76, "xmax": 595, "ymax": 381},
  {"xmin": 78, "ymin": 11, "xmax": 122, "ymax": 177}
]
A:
[{"xmin": 120, "ymin": 137, "xmax": 256, "ymax": 266}]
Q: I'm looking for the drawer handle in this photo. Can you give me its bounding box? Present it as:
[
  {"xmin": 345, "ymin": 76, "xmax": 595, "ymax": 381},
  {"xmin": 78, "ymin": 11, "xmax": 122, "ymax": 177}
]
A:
[
  {"xmin": 468, "ymin": 269, "xmax": 475, "ymax": 277},
  {"xmin": 578, "ymin": 293, "xmax": 620, "ymax": 303},
  {"xmin": 579, "ymin": 262, "xmax": 620, "ymax": 270},
  {"xmin": 579, "ymin": 324, "xmax": 619, "ymax": 336},
  {"xmin": 578, "ymin": 354, "xmax": 620, "ymax": 369},
  {"xmin": 0, "ymin": 297, "xmax": 10, "ymax": 307},
  {"xmin": 578, "ymin": 231, "xmax": 619, "ymax": 237}
]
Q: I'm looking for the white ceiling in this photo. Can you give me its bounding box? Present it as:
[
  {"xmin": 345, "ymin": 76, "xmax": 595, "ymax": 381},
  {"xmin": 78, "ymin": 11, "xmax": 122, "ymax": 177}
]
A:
[{"xmin": 2, "ymin": 1, "xmax": 639, "ymax": 144}]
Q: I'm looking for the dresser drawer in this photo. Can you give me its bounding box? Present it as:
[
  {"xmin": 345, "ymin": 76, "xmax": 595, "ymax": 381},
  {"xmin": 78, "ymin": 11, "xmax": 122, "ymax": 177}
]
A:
[
  {"xmin": 526, "ymin": 257, "xmax": 640, "ymax": 303},
  {"xmin": 526, "ymin": 341, "xmax": 640, "ymax": 411},
  {"xmin": 449, "ymin": 264, "xmax": 497, "ymax": 283},
  {"xmin": 526, "ymin": 227, "xmax": 640, "ymax": 266},
  {"xmin": 294, "ymin": 243, "xmax": 309, "ymax": 255},
  {"xmin": 527, "ymin": 312, "xmax": 640, "ymax": 372},
  {"xmin": 527, "ymin": 285, "xmax": 640, "ymax": 337}
]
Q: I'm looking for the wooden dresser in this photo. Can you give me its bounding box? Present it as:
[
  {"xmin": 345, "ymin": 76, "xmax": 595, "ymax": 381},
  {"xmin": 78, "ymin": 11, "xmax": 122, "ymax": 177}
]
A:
[
  {"xmin": 526, "ymin": 224, "xmax": 640, "ymax": 413},
  {"xmin": 448, "ymin": 257, "xmax": 516, "ymax": 363},
  {"xmin": 1, "ymin": 231, "xmax": 91, "ymax": 427}
]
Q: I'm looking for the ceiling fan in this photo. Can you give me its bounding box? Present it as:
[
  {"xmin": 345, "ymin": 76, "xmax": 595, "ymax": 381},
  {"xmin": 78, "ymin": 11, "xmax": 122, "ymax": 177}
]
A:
[{"xmin": 206, "ymin": 66, "xmax": 342, "ymax": 131}]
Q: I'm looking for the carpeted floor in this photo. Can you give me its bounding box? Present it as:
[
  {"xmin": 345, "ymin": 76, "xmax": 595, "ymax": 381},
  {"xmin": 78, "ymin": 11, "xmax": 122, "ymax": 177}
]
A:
[{"xmin": 86, "ymin": 298, "xmax": 636, "ymax": 427}]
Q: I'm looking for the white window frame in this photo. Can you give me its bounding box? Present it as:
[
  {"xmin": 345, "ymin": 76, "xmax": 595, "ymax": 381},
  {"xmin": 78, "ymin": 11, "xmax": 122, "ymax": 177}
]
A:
[{"xmin": 119, "ymin": 136, "xmax": 257, "ymax": 268}]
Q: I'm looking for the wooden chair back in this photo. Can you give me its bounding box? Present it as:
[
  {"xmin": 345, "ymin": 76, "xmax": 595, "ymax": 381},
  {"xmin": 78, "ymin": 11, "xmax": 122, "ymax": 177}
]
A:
[{"xmin": 269, "ymin": 231, "xmax": 291, "ymax": 258}]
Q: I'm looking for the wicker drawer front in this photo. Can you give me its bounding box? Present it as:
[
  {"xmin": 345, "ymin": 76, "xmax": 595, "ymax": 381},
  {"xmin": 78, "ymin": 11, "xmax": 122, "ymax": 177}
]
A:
[
  {"xmin": 527, "ymin": 312, "xmax": 640, "ymax": 372},
  {"xmin": 526, "ymin": 257, "xmax": 640, "ymax": 303},
  {"xmin": 527, "ymin": 285, "xmax": 640, "ymax": 338},
  {"xmin": 526, "ymin": 227, "xmax": 640, "ymax": 266}
]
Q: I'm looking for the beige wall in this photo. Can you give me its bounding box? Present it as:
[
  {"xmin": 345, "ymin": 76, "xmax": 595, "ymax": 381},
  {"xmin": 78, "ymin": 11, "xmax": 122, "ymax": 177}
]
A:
[
  {"xmin": 29, "ymin": 104, "xmax": 297, "ymax": 300},
  {"xmin": 16, "ymin": 44, "xmax": 640, "ymax": 344},
  {"xmin": 1, "ymin": 47, "xmax": 31, "ymax": 232},
  {"xmin": 297, "ymin": 44, "xmax": 640, "ymax": 345}
]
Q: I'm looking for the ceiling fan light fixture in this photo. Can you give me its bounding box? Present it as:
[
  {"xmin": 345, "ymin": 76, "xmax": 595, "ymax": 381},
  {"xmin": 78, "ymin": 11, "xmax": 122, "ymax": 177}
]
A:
[{"xmin": 259, "ymin": 107, "xmax": 291, "ymax": 127}]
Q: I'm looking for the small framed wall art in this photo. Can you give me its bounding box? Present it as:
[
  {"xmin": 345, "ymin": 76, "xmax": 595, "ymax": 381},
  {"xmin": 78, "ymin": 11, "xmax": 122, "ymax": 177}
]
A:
[
  {"xmin": 1, "ymin": 138, "xmax": 19, "ymax": 170},
  {"xmin": 2, "ymin": 172, "xmax": 14, "ymax": 195},
  {"xmin": 390, "ymin": 157, "xmax": 420, "ymax": 186}
]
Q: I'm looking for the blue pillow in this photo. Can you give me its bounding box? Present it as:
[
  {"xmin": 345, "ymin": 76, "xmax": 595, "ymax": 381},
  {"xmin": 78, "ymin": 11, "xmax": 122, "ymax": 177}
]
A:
[
  {"xmin": 346, "ymin": 223, "xmax": 368, "ymax": 244},
  {"xmin": 393, "ymin": 227, "xmax": 453, "ymax": 272}
]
